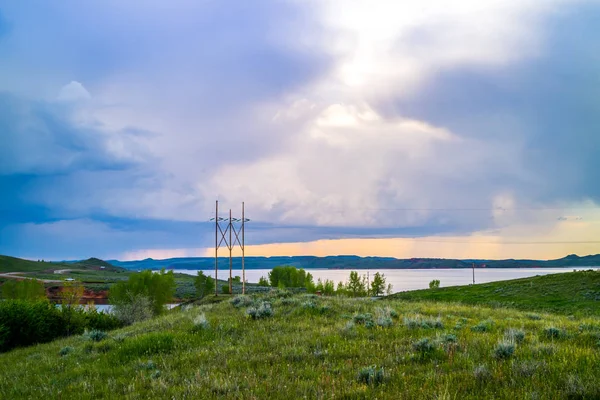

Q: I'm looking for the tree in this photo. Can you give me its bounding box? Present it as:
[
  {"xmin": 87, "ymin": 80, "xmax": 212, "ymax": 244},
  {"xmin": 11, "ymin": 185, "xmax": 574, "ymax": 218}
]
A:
[
  {"xmin": 370, "ymin": 272, "xmax": 387, "ymax": 296},
  {"xmin": 258, "ymin": 276, "xmax": 270, "ymax": 287},
  {"xmin": 346, "ymin": 271, "xmax": 367, "ymax": 297},
  {"xmin": 109, "ymin": 269, "xmax": 175, "ymax": 316},
  {"xmin": 323, "ymin": 279, "xmax": 335, "ymax": 296},
  {"xmin": 268, "ymin": 266, "xmax": 311, "ymax": 288},
  {"xmin": 1, "ymin": 279, "xmax": 46, "ymax": 301},
  {"xmin": 386, "ymin": 283, "xmax": 393, "ymax": 295},
  {"xmin": 60, "ymin": 280, "xmax": 85, "ymax": 335},
  {"xmin": 195, "ymin": 271, "xmax": 215, "ymax": 299},
  {"xmin": 429, "ymin": 279, "xmax": 440, "ymax": 289}
]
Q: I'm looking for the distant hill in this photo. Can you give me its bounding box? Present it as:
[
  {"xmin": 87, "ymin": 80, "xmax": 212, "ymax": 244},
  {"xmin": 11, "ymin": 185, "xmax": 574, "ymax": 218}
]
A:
[
  {"xmin": 388, "ymin": 269, "xmax": 600, "ymax": 316},
  {"xmin": 68, "ymin": 258, "xmax": 125, "ymax": 272},
  {"xmin": 107, "ymin": 253, "xmax": 600, "ymax": 271},
  {"xmin": 0, "ymin": 255, "xmax": 67, "ymax": 273},
  {"xmin": 0, "ymin": 255, "xmax": 123, "ymax": 273}
]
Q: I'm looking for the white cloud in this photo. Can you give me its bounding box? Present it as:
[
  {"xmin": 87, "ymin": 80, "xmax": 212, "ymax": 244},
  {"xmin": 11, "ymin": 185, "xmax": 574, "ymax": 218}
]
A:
[{"xmin": 57, "ymin": 81, "xmax": 91, "ymax": 102}]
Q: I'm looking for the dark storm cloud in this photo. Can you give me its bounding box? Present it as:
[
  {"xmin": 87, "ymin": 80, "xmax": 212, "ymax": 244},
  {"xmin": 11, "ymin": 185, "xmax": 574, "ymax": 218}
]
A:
[{"xmin": 382, "ymin": 5, "xmax": 600, "ymax": 205}]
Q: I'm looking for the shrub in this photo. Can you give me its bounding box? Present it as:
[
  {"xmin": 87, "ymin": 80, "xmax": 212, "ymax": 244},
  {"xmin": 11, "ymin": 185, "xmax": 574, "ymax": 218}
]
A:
[
  {"xmin": 192, "ymin": 313, "xmax": 210, "ymax": 332},
  {"xmin": 0, "ymin": 300, "xmax": 65, "ymax": 352},
  {"xmin": 279, "ymin": 298, "xmax": 298, "ymax": 306},
  {"xmin": 246, "ymin": 302, "xmax": 273, "ymax": 320},
  {"xmin": 504, "ymin": 328, "xmax": 525, "ymax": 344},
  {"xmin": 494, "ymin": 341, "xmax": 515, "ymax": 359},
  {"xmin": 471, "ymin": 319, "xmax": 494, "ymax": 332},
  {"xmin": 84, "ymin": 308, "xmax": 122, "ymax": 331},
  {"xmin": 412, "ymin": 337, "xmax": 436, "ymax": 358},
  {"xmin": 353, "ymin": 313, "xmax": 374, "ymax": 326},
  {"xmin": 138, "ymin": 360, "xmax": 156, "ymax": 370},
  {"xmin": 375, "ymin": 307, "xmax": 395, "ymax": 326},
  {"xmin": 112, "ymin": 333, "xmax": 127, "ymax": 343},
  {"xmin": 83, "ymin": 329, "xmax": 108, "ymax": 342},
  {"xmin": 221, "ymin": 285, "xmax": 231, "ymax": 295},
  {"xmin": 404, "ymin": 315, "xmax": 443, "ymax": 329},
  {"xmin": 357, "ymin": 366, "xmax": 385, "ymax": 385},
  {"xmin": 59, "ymin": 346, "xmax": 74, "ymax": 356},
  {"xmin": 543, "ymin": 327, "xmax": 565, "ymax": 339},
  {"xmin": 112, "ymin": 294, "xmax": 153, "ymax": 325},
  {"xmin": 473, "ymin": 364, "xmax": 491, "ymax": 382},
  {"xmin": 302, "ymin": 300, "xmax": 317, "ymax": 309},
  {"xmin": 429, "ymin": 279, "xmax": 440, "ymax": 289},
  {"xmin": 442, "ymin": 333, "xmax": 457, "ymax": 343},
  {"xmin": 376, "ymin": 317, "xmax": 393, "ymax": 328},
  {"xmin": 230, "ymin": 295, "xmax": 254, "ymax": 308}
]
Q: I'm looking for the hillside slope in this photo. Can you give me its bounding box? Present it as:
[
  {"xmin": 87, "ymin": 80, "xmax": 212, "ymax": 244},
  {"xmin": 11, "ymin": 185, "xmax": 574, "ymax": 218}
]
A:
[
  {"xmin": 389, "ymin": 270, "xmax": 600, "ymax": 316},
  {"xmin": 1, "ymin": 293, "xmax": 600, "ymax": 398},
  {"xmin": 0, "ymin": 255, "xmax": 65, "ymax": 273}
]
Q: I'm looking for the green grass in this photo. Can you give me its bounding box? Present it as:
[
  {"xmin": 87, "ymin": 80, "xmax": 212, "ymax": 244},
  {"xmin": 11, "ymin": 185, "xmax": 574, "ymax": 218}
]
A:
[
  {"xmin": 0, "ymin": 255, "xmax": 65, "ymax": 273},
  {"xmin": 389, "ymin": 270, "xmax": 600, "ymax": 316},
  {"xmin": 1, "ymin": 292, "xmax": 600, "ymax": 399}
]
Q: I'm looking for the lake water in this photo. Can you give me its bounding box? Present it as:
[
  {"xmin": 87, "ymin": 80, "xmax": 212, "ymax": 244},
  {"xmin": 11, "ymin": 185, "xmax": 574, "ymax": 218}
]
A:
[
  {"xmin": 57, "ymin": 304, "xmax": 179, "ymax": 313},
  {"xmin": 173, "ymin": 267, "xmax": 598, "ymax": 293}
]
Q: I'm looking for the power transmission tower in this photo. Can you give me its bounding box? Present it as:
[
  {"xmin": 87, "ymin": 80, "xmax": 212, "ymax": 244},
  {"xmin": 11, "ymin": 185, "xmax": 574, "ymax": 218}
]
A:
[{"xmin": 210, "ymin": 200, "xmax": 250, "ymax": 296}]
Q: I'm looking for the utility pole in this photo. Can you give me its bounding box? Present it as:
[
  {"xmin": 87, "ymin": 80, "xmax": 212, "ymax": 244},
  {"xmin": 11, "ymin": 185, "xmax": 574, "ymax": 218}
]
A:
[
  {"xmin": 211, "ymin": 200, "xmax": 250, "ymax": 296},
  {"xmin": 214, "ymin": 200, "xmax": 218, "ymax": 296},
  {"xmin": 242, "ymin": 201, "xmax": 246, "ymax": 295},
  {"xmin": 229, "ymin": 209, "xmax": 233, "ymax": 295}
]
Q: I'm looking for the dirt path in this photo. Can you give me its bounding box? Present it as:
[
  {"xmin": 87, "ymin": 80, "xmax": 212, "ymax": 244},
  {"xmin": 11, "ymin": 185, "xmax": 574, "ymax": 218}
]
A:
[{"xmin": 0, "ymin": 272, "xmax": 64, "ymax": 283}]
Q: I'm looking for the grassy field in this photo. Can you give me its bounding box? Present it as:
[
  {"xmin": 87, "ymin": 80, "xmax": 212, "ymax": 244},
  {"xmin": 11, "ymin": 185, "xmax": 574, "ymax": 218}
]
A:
[
  {"xmin": 390, "ymin": 270, "xmax": 600, "ymax": 317},
  {"xmin": 1, "ymin": 288, "xmax": 600, "ymax": 398},
  {"xmin": 0, "ymin": 255, "xmax": 64, "ymax": 273}
]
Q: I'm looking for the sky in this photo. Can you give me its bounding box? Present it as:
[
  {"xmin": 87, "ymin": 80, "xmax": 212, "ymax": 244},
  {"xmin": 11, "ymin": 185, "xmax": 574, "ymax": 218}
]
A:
[{"xmin": 1, "ymin": 1, "xmax": 599, "ymax": 261}]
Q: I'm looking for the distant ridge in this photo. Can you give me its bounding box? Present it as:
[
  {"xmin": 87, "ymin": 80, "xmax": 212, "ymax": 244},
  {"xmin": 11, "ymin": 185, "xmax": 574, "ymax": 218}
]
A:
[{"xmin": 106, "ymin": 253, "xmax": 600, "ymax": 271}]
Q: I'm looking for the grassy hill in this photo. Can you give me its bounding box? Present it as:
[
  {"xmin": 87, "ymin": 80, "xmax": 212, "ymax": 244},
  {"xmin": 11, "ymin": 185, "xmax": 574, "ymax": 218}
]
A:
[
  {"xmin": 389, "ymin": 270, "xmax": 600, "ymax": 316},
  {"xmin": 0, "ymin": 255, "xmax": 124, "ymax": 274},
  {"xmin": 1, "ymin": 290, "xmax": 600, "ymax": 398},
  {"xmin": 0, "ymin": 255, "xmax": 64, "ymax": 273}
]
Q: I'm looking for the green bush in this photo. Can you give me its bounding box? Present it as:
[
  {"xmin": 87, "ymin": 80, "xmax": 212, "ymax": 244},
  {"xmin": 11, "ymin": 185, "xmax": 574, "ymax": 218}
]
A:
[
  {"xmin": 246, "ymin": 302, "xmax": 273, "ymax": 319},
  {"xmin": 473, "ymin": 364, "xmax": 491, "ymax": 382},
  {"xmin": 505, "ymin": 328, "xmax": 526, "ymax": 344},
  {"xmin": 59, "ymin": 346, "xmax": 74, "ymax": 357},
  {"xmin": 494, "ymin": 341, "xmax": 515, "ymax": 359},
  {"xmin": 192, "ymin": 313, "xmax": 210, "ymax": 332},
  {"xmin": 230, "ymin": 295, "xmax": 254, "ymax": 308},
  {"xmin": 357, "ymin": 366, "xmax": 385, "ymax": 386},
  {"xmin": 471, "ymin": 319, "xmax": 494, "ymax": 332},
  {"xmin": 83, "ymin": 329, "xmax": 108, "ymax": 342},
  {"xmin": 412, "ymin": 338, "xmax": 436, "ymax": 358},
  {"xmin": 0, "ymin": 300, "xmax": 65, "ymax": 352},
  {"xmin": 404, "ymin": 315, "xmax": 443, "ymax": 329},
  {"xmin": 429, "ymin": 279, "xmax": 440, "ymax": 289},
  {"xmin": 111, "ymin": 294, "xmax": 153, "ymax": 325},
  {"xmin": 543, "ymin": 327, "xmax": 565, "ymax": 339}
]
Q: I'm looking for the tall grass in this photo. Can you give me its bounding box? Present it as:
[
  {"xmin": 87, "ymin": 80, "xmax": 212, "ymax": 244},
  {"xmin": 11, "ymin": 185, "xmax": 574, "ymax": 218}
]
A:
[{"xmin": 1, "ymin": 295, "xmax": 599, "ymax": 399}]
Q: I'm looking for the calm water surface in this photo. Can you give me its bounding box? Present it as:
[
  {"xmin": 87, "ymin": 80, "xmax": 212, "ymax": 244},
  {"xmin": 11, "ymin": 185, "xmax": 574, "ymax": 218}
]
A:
[{"xmin": 173, "ymin": 267, "xmax": 597, "ymax": 293}]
